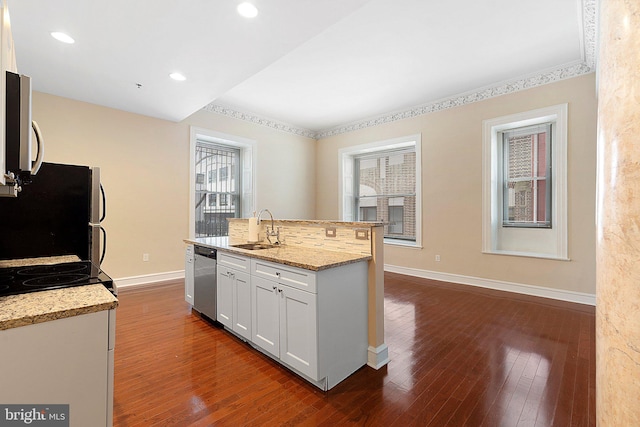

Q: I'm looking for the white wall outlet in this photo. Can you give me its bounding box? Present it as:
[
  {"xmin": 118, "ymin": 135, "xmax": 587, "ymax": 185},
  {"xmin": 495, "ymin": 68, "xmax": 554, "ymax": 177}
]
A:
[
  {"xmin": 143, "ymin": 253, "xmax": 149, "ymax": 262},
  {"xmin": 435, "ymin": 255, "xmax": 441, "ymax": 262}
]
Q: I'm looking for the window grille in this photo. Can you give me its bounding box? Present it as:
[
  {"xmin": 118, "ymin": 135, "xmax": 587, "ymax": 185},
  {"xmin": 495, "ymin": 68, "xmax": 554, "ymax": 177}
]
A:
[{"xmin": 195, "ymin": 142, "xmax": 241, "ymax": 237}]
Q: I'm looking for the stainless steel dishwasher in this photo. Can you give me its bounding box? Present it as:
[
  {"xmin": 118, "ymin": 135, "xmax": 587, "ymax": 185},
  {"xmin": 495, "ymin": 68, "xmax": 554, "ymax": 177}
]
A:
[{"xmin": 193, "ymin": 245, "xmax": 217, "ymax": 321}]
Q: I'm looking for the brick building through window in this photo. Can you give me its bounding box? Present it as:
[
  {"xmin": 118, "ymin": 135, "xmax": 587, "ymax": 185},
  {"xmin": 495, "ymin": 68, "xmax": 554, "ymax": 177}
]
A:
[{"xmin": 355, "ymin": 149, "xmax": 416, "ymax": 241}]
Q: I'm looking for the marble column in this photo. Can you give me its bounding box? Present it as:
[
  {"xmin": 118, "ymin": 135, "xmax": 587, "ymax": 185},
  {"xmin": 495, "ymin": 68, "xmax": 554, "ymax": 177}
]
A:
[{"xmin": 596, "ymin": 0, "xmax": 640, "ymax": 424}]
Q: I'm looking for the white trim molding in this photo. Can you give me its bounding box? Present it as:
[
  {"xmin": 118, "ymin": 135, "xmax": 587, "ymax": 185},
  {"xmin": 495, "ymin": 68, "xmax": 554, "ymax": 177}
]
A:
[
  {"xmin": 580, "ymin": 0, "xmax": 598, "ymax": 69},
  {"xmin": 189, "ymin": 127, "xmax": 258, "ymax": 239},
  {"xmin": 385, "ymin": 264, "xmax": 595, "ymax": 306},
  {"xmin": 319, "ymin": 62, "xmax": 591, "ymax": 139},
  {"xmin": 367, "ymin": 344, "xmax": 390, "ymax": 370},
  {"xmin": 482, "ymin": 104, "xmax": 568, "ymax": 260},
  {"xmin": 115, "ymin": 270, "xmax": 185, "ymax": 289},
  {"xmin": 338, "ymin": 134, "xmax": 422, "ymax": 248}
]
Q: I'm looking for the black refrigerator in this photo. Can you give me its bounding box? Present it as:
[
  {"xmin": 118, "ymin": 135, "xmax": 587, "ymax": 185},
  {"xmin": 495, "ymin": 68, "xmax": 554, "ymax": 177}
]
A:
[{"xmin": 0, "ymin": 162, "xmax": 106, "ymax": 263}]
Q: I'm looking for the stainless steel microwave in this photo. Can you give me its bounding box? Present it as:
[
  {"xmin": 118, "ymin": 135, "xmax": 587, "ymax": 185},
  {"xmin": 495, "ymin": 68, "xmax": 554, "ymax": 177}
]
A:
[{"xmin": 1, "ymin": 71, "xmax": 44, "ymax": 197}]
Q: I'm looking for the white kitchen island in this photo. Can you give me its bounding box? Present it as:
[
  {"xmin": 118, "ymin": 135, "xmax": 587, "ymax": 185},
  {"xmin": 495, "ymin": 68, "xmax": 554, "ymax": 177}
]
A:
[
  {"xmin": 186, "ymin": 218, "xmax": 390, "ymax": 388},
  {"xmin": 187, "ymin": 236, "xmax": 370, "ymax": 391}
]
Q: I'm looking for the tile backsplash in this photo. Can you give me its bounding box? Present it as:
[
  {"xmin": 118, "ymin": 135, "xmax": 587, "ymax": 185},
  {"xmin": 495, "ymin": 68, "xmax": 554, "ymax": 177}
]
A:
[{"xmin": 228, "ymin": 219, "xmax": 373, "ymax": 256}]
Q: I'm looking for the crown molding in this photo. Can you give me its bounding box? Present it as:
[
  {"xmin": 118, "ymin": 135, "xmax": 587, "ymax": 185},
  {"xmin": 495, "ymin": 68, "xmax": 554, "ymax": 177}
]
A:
[
  {"xmin": 317, "ymin": 61, "xmax": 593, "ymax": 139},
  {"xmin": 201, "ymin": 104, "xmax": 317, "ymax": 139},
  {"xmin": 582, "ymin": 0, "xmax": 598, "ymax": 69},
  {"xmin": 203, "ymin": 0, "xmax": 597, "ymax": 140}
]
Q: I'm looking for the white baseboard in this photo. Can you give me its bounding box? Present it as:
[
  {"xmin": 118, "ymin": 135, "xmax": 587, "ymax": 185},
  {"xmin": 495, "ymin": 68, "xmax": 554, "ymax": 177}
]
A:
[
  {"xmin": 384, "ymin": 264, "xmax": 596, "ymax": 306},
  {"xmin": 114, "ymin": 270, "xmax": 185, "ymax": 289},
  {"xmin": 367, "ymin": 344, "xmax": 390, "ymax": 370}
]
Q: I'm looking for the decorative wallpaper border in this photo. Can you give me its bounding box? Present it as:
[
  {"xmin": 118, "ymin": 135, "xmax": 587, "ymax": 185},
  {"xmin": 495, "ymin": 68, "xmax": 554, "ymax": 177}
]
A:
[
  {"xmin": 203, "ymin": 0, "xmax": 597, "ymax": 140},
  {"xmin": 318, "ymin": 61, "xmax": 593, "ymax": 139},
  {"xmin": 201, "ymin": 104, "xmax": 317, "ymax": 139}
]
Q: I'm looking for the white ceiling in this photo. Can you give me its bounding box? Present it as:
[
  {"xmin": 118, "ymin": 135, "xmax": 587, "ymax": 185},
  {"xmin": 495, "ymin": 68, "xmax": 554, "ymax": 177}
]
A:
[{"xmin": 9, "ymin": 0, "xmax": 594, "ymax": 136}]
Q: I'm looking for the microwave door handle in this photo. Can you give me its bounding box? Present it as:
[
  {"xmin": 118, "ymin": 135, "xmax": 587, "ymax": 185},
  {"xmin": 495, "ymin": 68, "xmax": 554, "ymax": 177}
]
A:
[
  {"xmin": 31, "ymin": 120, "xmax": 44, "ymax": 175},
  {"xmin": 100, "ymin": 226, "xmax": 107, "ymax": 265},
  {"xmin": 100, "ymin": 183, "xmax": 106, "ymax": 222}
]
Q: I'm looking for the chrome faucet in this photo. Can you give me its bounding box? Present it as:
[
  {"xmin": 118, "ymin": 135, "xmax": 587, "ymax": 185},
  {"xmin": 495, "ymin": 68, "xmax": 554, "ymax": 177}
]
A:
[{"xmin": 257, "ymin": 209, "xmax": 280, "ymax": 245}]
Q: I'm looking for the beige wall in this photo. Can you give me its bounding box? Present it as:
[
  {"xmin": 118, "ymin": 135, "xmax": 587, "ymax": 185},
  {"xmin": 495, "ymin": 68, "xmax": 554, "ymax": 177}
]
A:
[
  {"xmin": 32, "ymin": 92, "xmax": 316, "ymax": 280},
  {"xmin": 32, "ymin": 73, "xmax": 596, "ymax": 294},
  {"xmin": 315, "ymin": 73, "xmax": 597, "ymax": 294}
]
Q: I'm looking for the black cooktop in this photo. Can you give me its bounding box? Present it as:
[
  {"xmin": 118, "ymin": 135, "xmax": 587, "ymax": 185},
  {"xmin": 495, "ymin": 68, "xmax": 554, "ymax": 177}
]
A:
[{"xmin": 0, "ymin": 261, "xmax": 115, "ymax": 297}]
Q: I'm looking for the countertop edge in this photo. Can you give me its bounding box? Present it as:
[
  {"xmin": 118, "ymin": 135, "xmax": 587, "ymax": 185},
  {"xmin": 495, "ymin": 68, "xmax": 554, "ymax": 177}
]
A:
[
  {"xmin": 0, "ymin": 285, "xmax": 119, "ymax": 332},
  {"xmin": 216, "ymin": 247, "xmax": 369, "ymax": 271},
  {"xmin": 0, "ymin": 299, "xmax": 118, "ymax": 331}
]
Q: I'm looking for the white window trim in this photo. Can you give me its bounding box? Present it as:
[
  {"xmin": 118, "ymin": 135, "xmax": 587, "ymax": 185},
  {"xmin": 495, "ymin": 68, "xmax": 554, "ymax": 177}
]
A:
[
  {"xmin": 482, "ymin": 104, "xmax": 568, "ymax": 260},
  {"xmin": 189, "ymin": 126, "xmax": 257, "ymax": 239},
  {"xmin": 338, "ymin": 134, "xmax": 422, "ymax": 248}
]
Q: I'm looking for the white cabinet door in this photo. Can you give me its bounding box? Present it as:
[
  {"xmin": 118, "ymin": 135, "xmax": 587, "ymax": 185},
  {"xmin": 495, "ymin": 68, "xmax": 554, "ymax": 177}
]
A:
[
  {"xmin": 279, "ymin": 285, "xmax": 318, "ymax": 380},
  {"xmin": 218, "ymin": 262, "xmax": 252, "ymax": 340},
  {"xmin": 216, "ymin": 266, "xmax": 234, "ymax": 329},
  {"xmin": 251, "ymin": 275, "xmax": 280, "ymax": 358},
  {"xmin": 0, "ymin": 311, "xmax": 111, "ymax": 426},
  {"xmin": 184, "ymin": 245, "xmax": 194, "ymax": 305},
  {"xmin": 232, "ymin": 270, "xmax": 252, "ymax": 340}
]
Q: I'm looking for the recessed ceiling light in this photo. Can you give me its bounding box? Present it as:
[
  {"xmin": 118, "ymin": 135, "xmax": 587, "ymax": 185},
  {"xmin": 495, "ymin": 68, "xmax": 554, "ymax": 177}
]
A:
[
  {"xmin": 237, "ymin": 2, "xmax": 258, "ymax": 18},
  {"xmin": 51, "ymin": 32, "xmax": 75, "ymax": 44},
  {"xmin": 169, "ymin": 72, "xmax": 186, "ymax": 81}
]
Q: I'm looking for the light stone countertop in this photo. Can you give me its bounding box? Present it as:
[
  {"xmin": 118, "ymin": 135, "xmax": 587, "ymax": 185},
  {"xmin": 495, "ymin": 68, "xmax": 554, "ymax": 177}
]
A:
[
  {"xmin": 0, "ymin": 256, "xmax": 118, "ymax": 331},
  {"xmin": 0, "ymin": 255, "xmax": 82, "ymax": 268},
  {"xmin": 185, "ymin": 236, "xmax": 371, "ymax": 271}
]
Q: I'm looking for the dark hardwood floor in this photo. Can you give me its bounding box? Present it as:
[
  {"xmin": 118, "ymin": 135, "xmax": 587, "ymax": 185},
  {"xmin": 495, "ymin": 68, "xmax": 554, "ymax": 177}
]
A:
[{"xmin": 113, "ymin": 272, "xmax": 595, "ymax": 426}]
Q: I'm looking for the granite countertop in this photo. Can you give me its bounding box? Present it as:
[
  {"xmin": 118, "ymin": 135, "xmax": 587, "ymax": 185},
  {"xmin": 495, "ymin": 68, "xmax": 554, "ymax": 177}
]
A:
[
  {"xmin": 0, "ymin": 256, "xmax": 118, "ymax": 331},
  {"xmin": 0, "ymin": 254, "xmax": 82, "ymax": 268},
  {"xmin": 185, "ymin": 237, "xmax": 371, "ymax": 271}
]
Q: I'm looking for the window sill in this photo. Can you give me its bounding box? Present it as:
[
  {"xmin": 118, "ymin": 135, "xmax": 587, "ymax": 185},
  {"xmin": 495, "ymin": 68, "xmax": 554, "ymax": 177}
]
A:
[
  {"xmin": 384, "ymin": 239, "xmax": 421, "ymax": 249},
  {"xmin": 482, "ymin": 249, "xmax": 570, "ymax": 261}
]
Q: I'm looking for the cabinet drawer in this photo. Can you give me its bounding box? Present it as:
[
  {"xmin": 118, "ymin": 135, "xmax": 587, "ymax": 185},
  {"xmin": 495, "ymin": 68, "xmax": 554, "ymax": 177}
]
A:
[
  {"xmin": 251, "ymin": 259, "xmax": 316, "ymax": 293},
  {"xmin": 218, "ymin": 252, "xmax": 250, "ymax": 272}
]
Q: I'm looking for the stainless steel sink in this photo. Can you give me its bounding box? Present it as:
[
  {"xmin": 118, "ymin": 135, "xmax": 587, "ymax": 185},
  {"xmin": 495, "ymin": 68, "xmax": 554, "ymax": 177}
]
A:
[{"xmin": 231, "ymin": 243, "xmax": 278, "ymax": 250}]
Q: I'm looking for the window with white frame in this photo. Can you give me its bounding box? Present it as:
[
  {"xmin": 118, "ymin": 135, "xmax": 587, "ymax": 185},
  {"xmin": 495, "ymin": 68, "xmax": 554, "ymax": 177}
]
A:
[
  {"xmin": 190, "ymin": 127, "xmax": 256, "ymax": 239},
  {"xmin": 340, "ymin": 135, "xmax": 422, "ymax": 247},
  {"xmin": 482, "ymin": 104, "xmax": 568, "ymax": 259}
]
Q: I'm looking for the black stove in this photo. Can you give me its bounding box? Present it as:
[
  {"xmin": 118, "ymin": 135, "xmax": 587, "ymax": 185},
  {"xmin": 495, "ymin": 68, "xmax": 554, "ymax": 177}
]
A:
[{"xmin": 0, "ymin": 261, "xmax": 115, "ymax": 297}]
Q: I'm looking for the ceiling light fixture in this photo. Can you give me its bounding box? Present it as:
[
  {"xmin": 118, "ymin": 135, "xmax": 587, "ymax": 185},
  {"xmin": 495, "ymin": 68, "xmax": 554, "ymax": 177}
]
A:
[
  {"xmin": 237, "ymin": 2, "xmax": 258, "ymax": 18},
  {"xmin": 169, "ymin": 72, "xmax": 186, "ymax": 81},
  {"xmin": 51, "ymin": 32, "xmax": 75, "ymax": 44}
]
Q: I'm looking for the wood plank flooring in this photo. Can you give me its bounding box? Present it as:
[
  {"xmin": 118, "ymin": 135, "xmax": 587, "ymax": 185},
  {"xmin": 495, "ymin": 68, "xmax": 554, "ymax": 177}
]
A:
[{"xmin": 113, "ymin": 272, "xmax": 595, "ymax": 426}]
